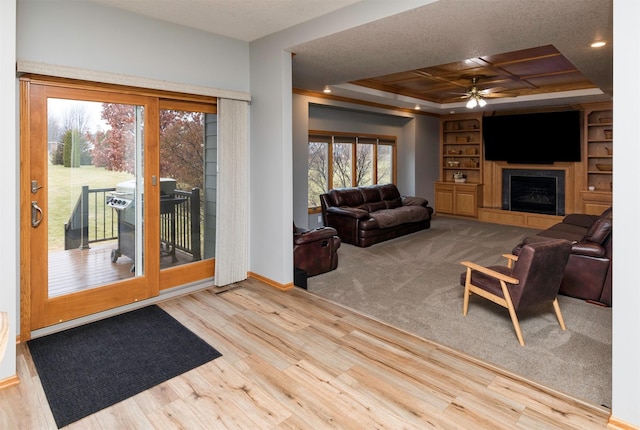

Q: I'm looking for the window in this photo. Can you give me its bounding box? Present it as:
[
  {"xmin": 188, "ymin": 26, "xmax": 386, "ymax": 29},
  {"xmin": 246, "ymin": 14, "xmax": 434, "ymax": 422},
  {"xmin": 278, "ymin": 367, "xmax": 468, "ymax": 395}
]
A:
[{"xmin": 307, "ymin": 131, "xmax": 396, "ymax": 210}]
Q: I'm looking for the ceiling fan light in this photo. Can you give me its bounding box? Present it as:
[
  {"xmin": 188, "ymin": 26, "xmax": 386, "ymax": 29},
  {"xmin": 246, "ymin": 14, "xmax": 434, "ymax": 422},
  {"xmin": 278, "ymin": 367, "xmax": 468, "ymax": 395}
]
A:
[
  {"xmin": 478, "ymin": 97, "xmax": 487, "ymax": 107},
  {"xmin": 466, "ymin": 98, "xmax": 477, "ymax": 109}
]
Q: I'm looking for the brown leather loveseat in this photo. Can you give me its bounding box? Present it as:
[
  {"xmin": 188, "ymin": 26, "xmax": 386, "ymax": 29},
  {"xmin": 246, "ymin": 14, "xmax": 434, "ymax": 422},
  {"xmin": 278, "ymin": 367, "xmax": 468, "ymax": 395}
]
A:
[
  {"xmin": 320, "ymin": 184, "xmax": 433, "ymax": 247},
  {"xmin": 512, "ymin": 207, "xmax": 612, "ymax": 306}
]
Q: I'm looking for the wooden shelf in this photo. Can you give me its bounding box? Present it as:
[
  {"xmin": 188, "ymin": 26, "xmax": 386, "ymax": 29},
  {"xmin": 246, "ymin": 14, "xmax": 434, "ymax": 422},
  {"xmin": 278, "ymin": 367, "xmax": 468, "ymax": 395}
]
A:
[
  {"xmin": 441, "ymin": 115, "xmax": 482, "ymax": 183},
  {"xmin": 582, "ymin": 104, "xmax": 613, "ymax": 212}
]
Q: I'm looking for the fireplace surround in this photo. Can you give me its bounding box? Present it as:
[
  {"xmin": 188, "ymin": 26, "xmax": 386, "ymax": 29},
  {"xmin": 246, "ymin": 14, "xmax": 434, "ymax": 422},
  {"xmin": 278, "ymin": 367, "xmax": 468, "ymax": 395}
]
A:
[{"xmin": 502, "ymin": 169, "xmax": 565, "ymax": 216}]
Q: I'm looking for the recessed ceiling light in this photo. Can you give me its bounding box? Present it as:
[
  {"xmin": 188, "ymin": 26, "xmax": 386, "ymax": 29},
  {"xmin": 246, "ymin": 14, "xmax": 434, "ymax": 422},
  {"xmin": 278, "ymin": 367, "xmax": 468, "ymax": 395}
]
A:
[
  {"xmin": 414, "ymin": 104, "xmax": 421, "ymax": 110},
  {"xmin": 323, "ymin": 85, "xmax": 331, "ymax": 93},
  {"xmin": 591, "ymin": 41, "xmax": 606, "ymax": 48}
]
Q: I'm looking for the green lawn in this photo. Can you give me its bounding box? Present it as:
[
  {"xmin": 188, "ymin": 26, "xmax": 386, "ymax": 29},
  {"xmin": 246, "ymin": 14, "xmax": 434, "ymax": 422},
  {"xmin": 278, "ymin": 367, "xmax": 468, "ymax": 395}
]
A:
[{"xmin": 48, "ymin": 164, "xmax": 133, "ymax": 251}]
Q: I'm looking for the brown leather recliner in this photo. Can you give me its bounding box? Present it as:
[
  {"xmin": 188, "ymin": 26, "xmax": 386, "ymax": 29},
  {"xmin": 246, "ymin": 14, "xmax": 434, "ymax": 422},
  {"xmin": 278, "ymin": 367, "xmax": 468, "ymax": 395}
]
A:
[{"xmin": 294, "ymin": 225, "xmax": 341, "ymax": 277}]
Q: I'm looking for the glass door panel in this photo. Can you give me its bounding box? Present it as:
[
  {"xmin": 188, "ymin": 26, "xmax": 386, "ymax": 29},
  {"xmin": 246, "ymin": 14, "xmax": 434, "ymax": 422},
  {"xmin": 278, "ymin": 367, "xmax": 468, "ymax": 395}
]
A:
[
  {"xmin": 46, "ymin": 98, "xmax": 145, "ymax": 297},
  {"xmin": 158, "ymin": 104, "xmax": 217, "ymax": 278}
]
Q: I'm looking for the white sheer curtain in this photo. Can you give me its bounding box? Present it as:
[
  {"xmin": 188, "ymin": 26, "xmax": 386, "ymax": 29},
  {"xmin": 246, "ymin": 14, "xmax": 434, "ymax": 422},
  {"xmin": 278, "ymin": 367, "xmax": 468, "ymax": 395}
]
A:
[{"xmin": 214, "ymin": 98, "xmax": 249, "ymax": 286}]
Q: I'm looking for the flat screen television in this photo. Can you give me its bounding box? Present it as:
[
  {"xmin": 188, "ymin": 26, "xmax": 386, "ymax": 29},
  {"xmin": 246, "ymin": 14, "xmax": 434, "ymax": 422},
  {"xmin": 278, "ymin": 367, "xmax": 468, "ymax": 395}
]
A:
[{"xmin": 482, "ymin": 111, "xmax": 581, "ymax": 164}]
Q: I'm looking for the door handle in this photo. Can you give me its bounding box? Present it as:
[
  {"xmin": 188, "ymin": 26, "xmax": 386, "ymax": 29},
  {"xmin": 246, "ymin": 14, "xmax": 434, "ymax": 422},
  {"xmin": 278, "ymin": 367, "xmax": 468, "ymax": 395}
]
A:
[
  {"xmin": 31, "ymin": 180, "xmax": 43, "ymax": 194},
  {"xmin": 31, "ymin": 201, "xmax": 43, "ymax": 228}
]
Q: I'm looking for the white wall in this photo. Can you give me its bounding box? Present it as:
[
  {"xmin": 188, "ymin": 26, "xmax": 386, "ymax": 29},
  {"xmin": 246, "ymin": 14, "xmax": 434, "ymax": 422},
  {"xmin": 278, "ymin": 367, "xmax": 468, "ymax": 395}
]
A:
[
  {"xmin": 0, "ymin": 0, "xmax": 17, "ymax": 383},
  {"xmin": 17, "ymin": 0, "xmax": 249, "ymax": 92},
  {"xmin": 612, "ymin": 1, "xmax": 640, "ymax": 425}
]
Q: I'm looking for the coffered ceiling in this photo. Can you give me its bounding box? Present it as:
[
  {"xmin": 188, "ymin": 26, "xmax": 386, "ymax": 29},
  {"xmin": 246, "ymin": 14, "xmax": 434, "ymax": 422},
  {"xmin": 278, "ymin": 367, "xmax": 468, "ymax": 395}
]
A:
[{"xmin": 351, "ymin": 45, "xmax": 598, "ymax": 105}]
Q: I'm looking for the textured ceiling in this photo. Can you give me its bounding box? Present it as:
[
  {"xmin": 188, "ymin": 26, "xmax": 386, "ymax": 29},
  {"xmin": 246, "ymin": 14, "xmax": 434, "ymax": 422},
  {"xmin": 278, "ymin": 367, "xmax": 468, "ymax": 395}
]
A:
[
  {"xmin": 89, "ymin": 0, "xmax": 362, "ymax": 42},
  {"xmin": 88, "ymin": 0, "xmax": 613, "ymax": 113},
  {"xmin": 290, "ymin": 0, "xmax": 613, "ymax": 113}
]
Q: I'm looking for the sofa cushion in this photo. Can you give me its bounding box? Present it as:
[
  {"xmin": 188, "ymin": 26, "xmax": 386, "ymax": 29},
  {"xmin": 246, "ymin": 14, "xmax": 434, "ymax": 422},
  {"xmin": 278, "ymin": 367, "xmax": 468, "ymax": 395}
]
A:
[
  {"xmin": 369, "ymin": 206, "xmax": 430, "ymax": 228},
  {"xmin": 366, "ymin": 201, "xmax": 387, "ymax": 212},
  {"xmin": 386, "ymin": 198, "xmax": 402, "ymax": 209},
  {"xmin": 584, "ymin": 217, "xmax": 612, "ymax": 244},
  {"xmin": 562, "ymin": 213, "xmax": 598, "ymax": 229},
  {"xmin": 329, "ymin": 188, "xmax": 364, "ymax": 208},
  {"xmin": 402, "ymin": 196, "xmax": 428, "ymax": 207},
  {"xmin": 359, "ymin": 186, "xmax": 382, "ymax": 203},
  {"xmin": 378, "ymin": 184, "xmax": 401, "ymax": 200},
  {"xmin": 538, "ymin": 223, "xmax": 587, "ymax": 242}
]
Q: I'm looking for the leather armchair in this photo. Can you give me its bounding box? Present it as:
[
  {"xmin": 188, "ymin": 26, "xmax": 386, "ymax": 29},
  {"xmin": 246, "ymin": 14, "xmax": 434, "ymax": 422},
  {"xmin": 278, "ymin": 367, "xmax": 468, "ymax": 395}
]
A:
[
  {"xmin": 294, "ymin": 226, "xmax": 341, "ymax": 277},
  {"xmin": 460, "ymin": 238, "xmax": 573, "ymax": 346}
]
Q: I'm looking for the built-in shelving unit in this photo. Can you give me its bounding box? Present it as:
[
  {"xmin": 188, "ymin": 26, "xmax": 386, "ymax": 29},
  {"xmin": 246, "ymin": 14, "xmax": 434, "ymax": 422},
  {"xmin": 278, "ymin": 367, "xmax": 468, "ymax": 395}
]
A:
[
  {"xmin": 441, "ymin": 115, "xmax": 482, "ymax": 184},
  {"xmin": 436, "ymin": 113, "xmax": 483, "ymax": 217},
  {"xmin": 582, "ymin": 103, "xmax": 613, "ymax": 214}
]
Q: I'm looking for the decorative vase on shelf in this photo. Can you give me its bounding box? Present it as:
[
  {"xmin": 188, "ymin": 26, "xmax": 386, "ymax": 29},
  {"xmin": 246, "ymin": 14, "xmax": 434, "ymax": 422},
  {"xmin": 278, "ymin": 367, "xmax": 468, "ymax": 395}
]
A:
[{"xmin": 453, "ymin": 172, "xmax": 466, "ymax": 183}]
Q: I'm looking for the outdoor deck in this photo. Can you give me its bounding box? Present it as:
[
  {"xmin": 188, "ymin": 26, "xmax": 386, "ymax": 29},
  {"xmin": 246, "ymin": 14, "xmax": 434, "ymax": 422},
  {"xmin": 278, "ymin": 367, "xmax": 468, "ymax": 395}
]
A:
[{"xmin": 48, "ymin": 241, "xmax": 193, "ymax": 297}]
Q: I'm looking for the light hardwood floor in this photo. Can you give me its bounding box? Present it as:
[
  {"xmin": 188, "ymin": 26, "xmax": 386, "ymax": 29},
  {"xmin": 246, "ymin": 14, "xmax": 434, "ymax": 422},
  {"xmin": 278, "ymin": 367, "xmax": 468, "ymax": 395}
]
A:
[{"xmin": 0, "ymin": 278, "xmax": 610, "ymax": 429}]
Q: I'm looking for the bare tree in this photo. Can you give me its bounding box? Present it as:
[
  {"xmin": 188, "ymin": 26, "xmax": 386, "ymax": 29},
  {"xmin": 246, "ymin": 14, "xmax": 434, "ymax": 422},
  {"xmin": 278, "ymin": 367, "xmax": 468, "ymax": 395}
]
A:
[
  {"xmin": 62, "ymin": 104, "xmax": 91, "ymax": 134},
  {"xmin": 307, "ymin": 142, "xmax": 328, "ymax": 207}
]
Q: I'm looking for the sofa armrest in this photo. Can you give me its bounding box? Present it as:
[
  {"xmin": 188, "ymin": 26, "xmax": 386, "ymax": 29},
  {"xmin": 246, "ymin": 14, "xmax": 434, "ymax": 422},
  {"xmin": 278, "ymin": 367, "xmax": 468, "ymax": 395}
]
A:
[
  {"xmin": 571, "ymin": 240, "xmax": 607, "ymax": 259},
  {"xmin": 401, "ymin": 196, "xmax": 428, "ymax": 207},
  {"xmin": 326, "ymin": 206, "xmax": 370, "ymax": 219},
  {"xmin": 562, "ymin": 213, "xmax": 598, "ymax": 228},
  {"xmin": 294, "ymin": 227, "xmax": 338, "ymax": 245}
]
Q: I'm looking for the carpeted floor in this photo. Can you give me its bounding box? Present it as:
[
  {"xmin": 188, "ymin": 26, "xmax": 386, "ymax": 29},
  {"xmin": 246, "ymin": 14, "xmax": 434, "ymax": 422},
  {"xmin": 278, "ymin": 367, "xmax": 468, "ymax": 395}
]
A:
[
  {"xmin": 28, "ymin": 305, "xmax": 222, "ymax": 428},
  {"xmin": 307, "ymin": 216, "xmax": 612, "ymax": 409}
]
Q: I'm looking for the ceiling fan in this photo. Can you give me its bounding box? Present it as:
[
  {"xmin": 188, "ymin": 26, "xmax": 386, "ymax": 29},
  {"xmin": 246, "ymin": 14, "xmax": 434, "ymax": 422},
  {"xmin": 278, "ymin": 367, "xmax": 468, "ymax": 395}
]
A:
[{"xmin": 457, "ymin": 76, "xmax": 512, "ymax": 109}]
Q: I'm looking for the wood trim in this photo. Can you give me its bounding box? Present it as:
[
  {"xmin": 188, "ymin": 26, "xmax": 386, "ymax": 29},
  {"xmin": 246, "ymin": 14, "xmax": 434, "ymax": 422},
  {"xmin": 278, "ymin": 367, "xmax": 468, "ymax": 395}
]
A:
[
  {"xmin": 17, "ymin": 60, "xmax": 250, "ymax": 102},
  {"xmin": 309, "ymin": 130, "xmax": 397, "ymax": 141},
  {"xmin": 19, "ymin": 80, "xmax": 32, "ymax": 339},
  {"xmin": 294, "ymin": 88, "xmax": 439, "ymax": 117},
  {"xmin": 159, "ymin": 259, "xmax": 215, "ymax": 291},
  {"xmin": 247, "ymin": 272, "xmax": 294, "ymax": 291},
  {"xmin": 478, "ymin": 208, "xmax": 563, "ymax": 229},
  {"xmin": 608, "ymin": 416, "xmax": 640, "ymax": 430},
  {"xmin": 0, "ymin": 375, "xmax": 20, "ymax": 391}
]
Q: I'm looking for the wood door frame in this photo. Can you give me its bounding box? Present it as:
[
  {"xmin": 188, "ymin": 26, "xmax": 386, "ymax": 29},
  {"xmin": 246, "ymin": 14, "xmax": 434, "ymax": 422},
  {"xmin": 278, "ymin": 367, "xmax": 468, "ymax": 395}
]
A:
[
  {"xmin": 19, "ymin": 78, "xmax": 161, "ymax": 336},
  {"xmin": 19, "ymin": 76, "xmax": 219, "ymax": 338}
]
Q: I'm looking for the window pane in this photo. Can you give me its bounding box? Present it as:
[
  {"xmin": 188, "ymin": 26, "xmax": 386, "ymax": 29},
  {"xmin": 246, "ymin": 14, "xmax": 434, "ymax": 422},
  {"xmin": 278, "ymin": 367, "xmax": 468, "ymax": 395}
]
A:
[
  {"xmin": 377, "ymin": 144, "xmax": 393, "ymax": 184},
  {"xmin": 333, "ymin": 142, "xmax": 353, "ymax": 188},
  {"xmin": 159, "ymin": 109, "xmax": 211, "ymax": 265},
  {"xmin": 308, "ymin": 140, "xmax": 328, "ymax": 208},
  {"xmin": 355, "ymin": 142, "xmax": 373, "ymax": 186}
]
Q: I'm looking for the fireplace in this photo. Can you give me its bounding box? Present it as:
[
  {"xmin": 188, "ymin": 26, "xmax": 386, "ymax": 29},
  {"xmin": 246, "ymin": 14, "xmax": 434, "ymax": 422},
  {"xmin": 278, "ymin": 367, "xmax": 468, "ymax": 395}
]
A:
[{"xmin": 502, "ymin": 169, "xmax": 565, "ymax": 216}]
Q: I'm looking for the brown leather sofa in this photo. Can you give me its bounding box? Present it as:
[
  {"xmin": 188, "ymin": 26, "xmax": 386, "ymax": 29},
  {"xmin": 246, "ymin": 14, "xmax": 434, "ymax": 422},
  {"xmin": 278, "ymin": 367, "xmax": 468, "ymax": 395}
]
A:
[
  {"xmin": 512, "ymin": 207, "xmax": 612, "ymax": 306},
  {"xmin": 294, "ymin": 225, "xmax": 341, "ymax": 277},
  {"xmin": 319, "ymin": 184, "xmax": 433, "ymax": 247}
]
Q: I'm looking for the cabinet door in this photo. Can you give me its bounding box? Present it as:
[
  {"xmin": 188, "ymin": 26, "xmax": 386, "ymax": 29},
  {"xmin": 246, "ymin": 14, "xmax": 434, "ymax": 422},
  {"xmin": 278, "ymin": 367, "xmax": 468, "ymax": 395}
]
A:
[
  {"xmin": 434, "ymin": 184, "xmax": 454, "ymax": 214},
  {"xmin": 454, "ymin": 189, "xmax": 477, "ymax": 217}
]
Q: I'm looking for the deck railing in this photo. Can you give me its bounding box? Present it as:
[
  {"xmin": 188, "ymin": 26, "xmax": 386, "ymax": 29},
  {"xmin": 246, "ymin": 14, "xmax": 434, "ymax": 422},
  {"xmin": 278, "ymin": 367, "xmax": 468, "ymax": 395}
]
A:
[{"xmin": 65, "ymin": 186, "xmax": 201, "ymax": 261}]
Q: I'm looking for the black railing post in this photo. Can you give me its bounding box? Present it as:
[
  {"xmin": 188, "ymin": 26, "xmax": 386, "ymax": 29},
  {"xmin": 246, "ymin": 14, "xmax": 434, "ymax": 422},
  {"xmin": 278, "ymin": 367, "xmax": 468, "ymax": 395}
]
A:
[
  {"xmin": 191, "ymin": 188, "xmax": 201, "ymax": 261},
  {"xmin": 81, "ymin": 185, "xmax": 90, "ymax": 249}
]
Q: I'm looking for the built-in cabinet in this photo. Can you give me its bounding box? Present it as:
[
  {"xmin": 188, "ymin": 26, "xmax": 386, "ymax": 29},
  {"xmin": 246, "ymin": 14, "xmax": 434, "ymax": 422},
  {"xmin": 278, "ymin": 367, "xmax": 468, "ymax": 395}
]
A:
[
  {"xmin": 436, "ymin": 114, "xmax": 483, "ymax": 217},
  {"xmin": 434, "ymin": 182, "xmax": 483, "ymax": 217},
  {"xmin": 582, "ymin": 103, "xmax": 613, "ymax": 214},
  {"xmin": 436, "ymin": 105, "xmax": 613, "ymax": 221}
]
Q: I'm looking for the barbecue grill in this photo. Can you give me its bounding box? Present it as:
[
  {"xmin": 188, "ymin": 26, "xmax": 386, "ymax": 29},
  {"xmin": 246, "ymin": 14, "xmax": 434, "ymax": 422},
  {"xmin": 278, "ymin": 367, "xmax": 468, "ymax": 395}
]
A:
[{"xmin": 106, "ymin": 178, "xmax": 185, "ymax": 269}]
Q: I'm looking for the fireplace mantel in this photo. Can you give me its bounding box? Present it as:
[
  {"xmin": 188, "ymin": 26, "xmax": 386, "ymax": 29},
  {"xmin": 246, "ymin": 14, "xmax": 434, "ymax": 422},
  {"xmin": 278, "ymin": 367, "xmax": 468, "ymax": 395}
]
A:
[{"xmin": 482, "ymin": 161, "xmax": 578, "ymax": 216}]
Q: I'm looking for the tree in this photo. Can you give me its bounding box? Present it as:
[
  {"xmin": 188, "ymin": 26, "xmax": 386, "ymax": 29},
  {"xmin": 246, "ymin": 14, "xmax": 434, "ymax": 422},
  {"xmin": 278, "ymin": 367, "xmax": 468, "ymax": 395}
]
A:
[
  {"xmin": 62, "ymin": 129, "xmax": 82, "ymax": 167},
  {"xmin": 307, "ymin": 142, "xmax": 328, "ymax": 207},
  {"xmin": 96, "ymin": 103, "xmax": 137, "ymax": 173},
  {"xmin": 159, "ymin": 110, "xmax": 204, "ymax": 190}
]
